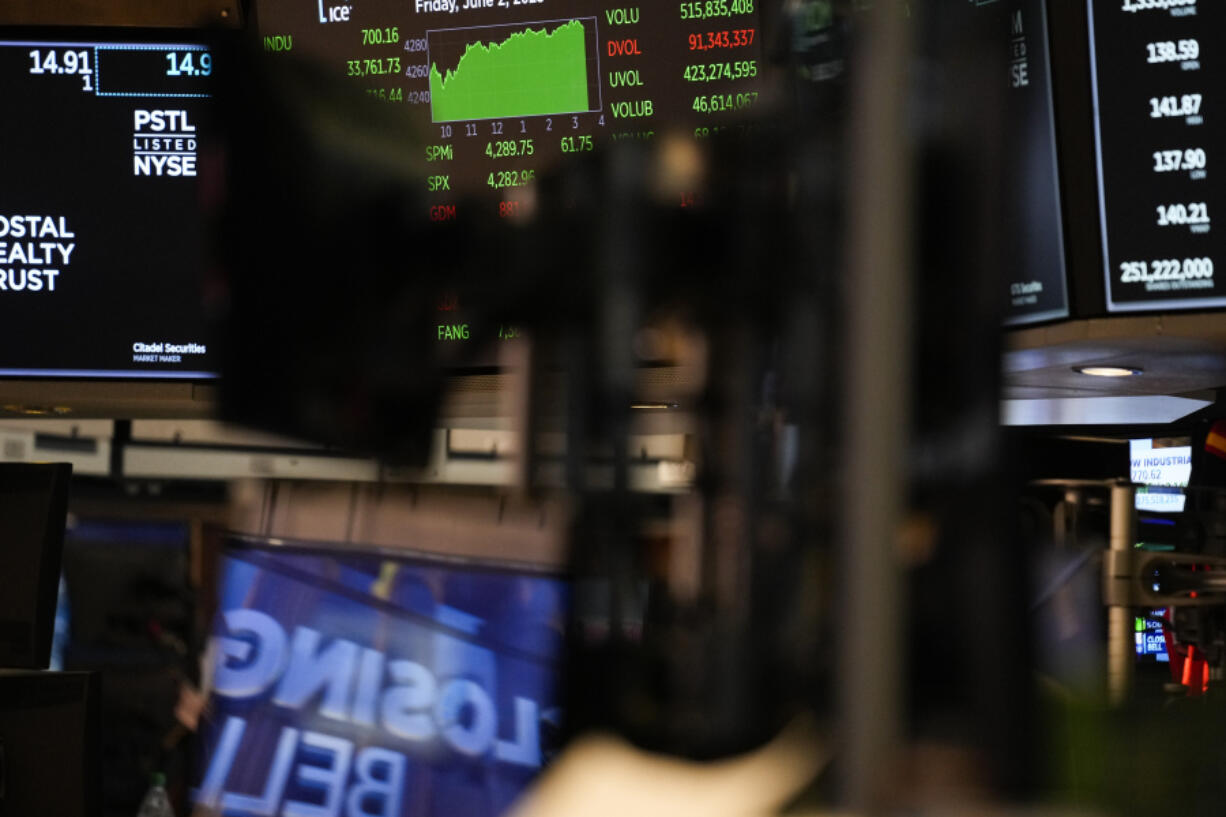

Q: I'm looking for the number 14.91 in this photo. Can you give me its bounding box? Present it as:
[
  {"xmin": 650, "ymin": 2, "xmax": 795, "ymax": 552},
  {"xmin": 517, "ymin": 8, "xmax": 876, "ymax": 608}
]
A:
[{"xmin": 28, "ymin": 49, "xmax": 93, "ymax": 91}]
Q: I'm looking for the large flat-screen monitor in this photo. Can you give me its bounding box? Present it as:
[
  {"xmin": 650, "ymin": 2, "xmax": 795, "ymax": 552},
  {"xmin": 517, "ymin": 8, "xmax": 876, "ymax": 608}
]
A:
[
  {"xmin": 218, "ymin": 0, "xmax": 773, "ymax": 453},
  {"xmin": 1088, "ymin": 0, "xmax": 1225, "ymax": 312},
  {"xmin": 0, "ymin": 462, "xmax": 71, "ymax": 670},
  {"xmin": 251, "ymin": 0, "xmax": 766, "ymax": 215},
  {"xmin": 0, "ymin": 29, "xmax": 216, "ymax": 378},
  {"xmin": 193, "ymin": 536, "xmax": 566, "ymax": 817},
  {"xmin": 249, "ymin": 0, "xmax": 1067, "ymax": 329}
]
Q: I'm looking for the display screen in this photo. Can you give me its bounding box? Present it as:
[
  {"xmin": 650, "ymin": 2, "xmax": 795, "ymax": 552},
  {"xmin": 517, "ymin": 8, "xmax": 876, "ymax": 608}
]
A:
[
  {"xmin": 1089, "ymin": 0, "xmax": 1225, "ymax": 312},
  {"xmin": 1001, "ymin": 0, "xmax": 1069, "ymax": 325},
  {"xmin": 1135, "ymin": 607, "xmax": 1169, "ymax": 662},
  {"xmin": 1130, "ymin": 437, "xmax": 1192, "ymax": 513},
  {"xmin": 253, "ymin": 0, "xmax": 764, "ymax": 218},
  {"xmin": 193, "ymin": 537, "xmax": 567, "ymax": 817},
  {"xmin": 0, "ymin": 32, "xmax": 215, "ymax": 378}
]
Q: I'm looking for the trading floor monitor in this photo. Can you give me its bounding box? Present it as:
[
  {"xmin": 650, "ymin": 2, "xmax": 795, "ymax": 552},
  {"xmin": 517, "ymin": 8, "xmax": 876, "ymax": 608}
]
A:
[
  {"xmin": 0, "ymin": 669, "xmax": 101, "ymax": 817},
  {"xmin": 0, "ymin": 462, "xmax": 71, "ymax": 669}
]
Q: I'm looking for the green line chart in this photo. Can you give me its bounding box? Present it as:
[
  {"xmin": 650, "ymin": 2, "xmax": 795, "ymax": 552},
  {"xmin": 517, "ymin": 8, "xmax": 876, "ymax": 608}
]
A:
[{"xmin": 427, "ymin": 18, "xmax": 601, "ymax": 122}]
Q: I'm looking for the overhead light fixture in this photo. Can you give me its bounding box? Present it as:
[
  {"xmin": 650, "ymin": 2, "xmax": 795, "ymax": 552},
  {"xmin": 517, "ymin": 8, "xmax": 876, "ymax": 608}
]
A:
[
  {"xmin": 2, "ymin": 404, "xmax": 54, "ymax": 415},
  {"xmin": 1074, "ymin": 366, "xmax": 1142, "ymax": 378}
]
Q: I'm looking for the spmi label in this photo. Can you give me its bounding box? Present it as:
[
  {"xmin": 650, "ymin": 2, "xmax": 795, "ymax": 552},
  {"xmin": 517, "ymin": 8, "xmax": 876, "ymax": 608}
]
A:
[{"xmin": 426, "ymin": 145, "xmax": 454, "ymax": 162}]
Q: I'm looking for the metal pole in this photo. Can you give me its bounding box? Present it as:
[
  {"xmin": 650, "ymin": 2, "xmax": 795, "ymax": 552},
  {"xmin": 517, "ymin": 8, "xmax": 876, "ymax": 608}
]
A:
[
  {"xmin": 1106, "ymin": 480, "xmax": 1135, "ymax": 706},
  {"xmin": 837, "ymin": 1, "xmax": 914, "ymax": 810}
]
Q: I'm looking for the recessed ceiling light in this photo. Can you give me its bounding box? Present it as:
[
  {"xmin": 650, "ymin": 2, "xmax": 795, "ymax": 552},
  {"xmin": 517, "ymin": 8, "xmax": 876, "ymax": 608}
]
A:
[{"xmin": 1074, "ymin": 366, "xmax": 1142, "ymax": 378}]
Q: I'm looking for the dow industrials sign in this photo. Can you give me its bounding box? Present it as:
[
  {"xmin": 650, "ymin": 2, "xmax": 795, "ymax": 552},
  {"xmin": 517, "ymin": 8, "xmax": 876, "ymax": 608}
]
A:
[{"xmin": 193, "ymin": 538, "xmax": 567, "ymax": 817}]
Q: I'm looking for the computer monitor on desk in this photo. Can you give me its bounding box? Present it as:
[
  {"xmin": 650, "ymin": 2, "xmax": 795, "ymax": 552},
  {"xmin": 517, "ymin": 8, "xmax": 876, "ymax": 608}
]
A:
[
  {"xmin": 0, "ymin": 669, "xmax": 101, "ymax": 817},
  {"xmin": 0, "ymin": 462, "xmax": 71, "ymax": 670},
  {"xmin": 0, "ymin": 463, "xmax": 99, "ymax": 817}
]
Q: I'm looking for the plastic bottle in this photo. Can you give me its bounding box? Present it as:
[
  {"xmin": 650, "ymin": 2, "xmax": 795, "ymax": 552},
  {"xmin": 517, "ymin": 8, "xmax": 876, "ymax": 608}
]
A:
[{"xmin": 136, "ymin": 772, "xmax": 174, "ymax": 817}]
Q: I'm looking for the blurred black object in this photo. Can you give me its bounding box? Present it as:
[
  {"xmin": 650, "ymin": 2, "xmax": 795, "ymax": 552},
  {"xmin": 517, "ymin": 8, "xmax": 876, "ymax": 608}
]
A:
[
  {"xmin": 0, "ymin": 669, "xmax": 101, "ymax": 817},
  {"xmin": 0, "ymin": 462, "xmax": 71, "ymax": 670},
  {"xmin": 208, "ymin": 40, "xmax": 476, "ymax": 462},
  {"xmin": 903, "ymin": 1, "xmax": 1035, "ymax": 798},
  {"xmin": 61, "ymin": 520, "xmax": 196, "ymax": 816},
  {"xmin": 209, "ymin": 0, "xmax": 1029, "ymax": 803}
]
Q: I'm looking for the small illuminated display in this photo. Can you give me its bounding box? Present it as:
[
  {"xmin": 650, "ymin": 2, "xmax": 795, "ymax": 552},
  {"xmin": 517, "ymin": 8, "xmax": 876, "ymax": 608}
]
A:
[
  {"xmin": 1135, "ymin": 608, "xmax": 1169, "ymax": 662},
  {"xmin": 1130, "ymin": 437, "xmax": 1191, "ymax": 513}
]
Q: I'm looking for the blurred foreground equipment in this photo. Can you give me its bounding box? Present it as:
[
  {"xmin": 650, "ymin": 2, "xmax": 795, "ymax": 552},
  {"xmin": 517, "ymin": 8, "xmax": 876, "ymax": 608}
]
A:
[{"xmin": 210, "ymin": 0, "xmax": 1023, "ymax": 812}]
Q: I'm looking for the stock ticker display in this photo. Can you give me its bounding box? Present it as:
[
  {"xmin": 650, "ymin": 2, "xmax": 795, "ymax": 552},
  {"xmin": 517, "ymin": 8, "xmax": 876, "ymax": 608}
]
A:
[
  {"xmin": 255, "ymin": 0, "xmax": 765, "ymax": 221},
  {"xmin": 1090, "ymin": 0, "xmax": 1226, "ymax": 311},
  {"xmin": 0, "ymin": 34, "xmax": 216, "ymax": 377}
]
